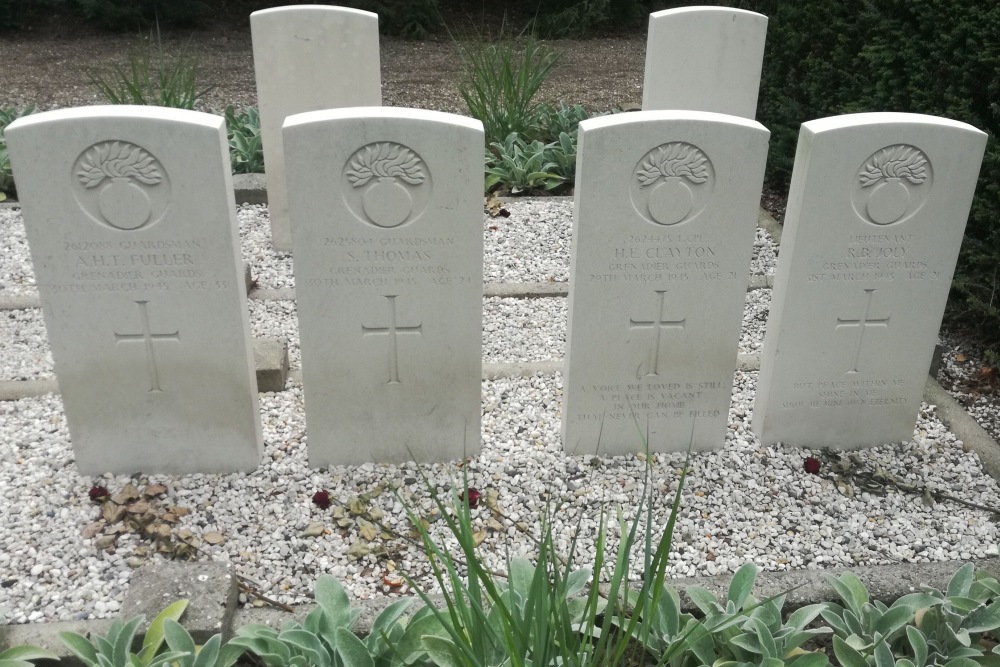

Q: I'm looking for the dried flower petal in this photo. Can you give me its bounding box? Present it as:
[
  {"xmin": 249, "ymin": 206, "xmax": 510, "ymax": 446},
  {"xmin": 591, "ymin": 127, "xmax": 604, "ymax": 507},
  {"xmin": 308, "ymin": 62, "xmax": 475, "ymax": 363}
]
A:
[
  {"xmin": 460, "ymin": 487, "xmax": 481, "ymax": 509},
  {"xmin": 312, "ymin": 490, "xmax": 332, "ymax": 510}
]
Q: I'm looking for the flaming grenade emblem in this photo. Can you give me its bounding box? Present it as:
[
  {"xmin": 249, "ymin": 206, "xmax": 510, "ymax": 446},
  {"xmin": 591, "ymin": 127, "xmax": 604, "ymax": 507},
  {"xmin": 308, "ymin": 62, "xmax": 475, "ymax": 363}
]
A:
[
  {"xmin": 632, "ymin": 142, "xmax": 713, "ymax": 225},
  {"xmin": 75, "ymin": 141, "xmax": 165, "ymax": 230},
  {"xmin": 346, "ymin": 142, "xmax": 427, "ymax": 228},
  {"xmin": 855, "ymin": 144, "xmax": 931, "ymax": 225}
]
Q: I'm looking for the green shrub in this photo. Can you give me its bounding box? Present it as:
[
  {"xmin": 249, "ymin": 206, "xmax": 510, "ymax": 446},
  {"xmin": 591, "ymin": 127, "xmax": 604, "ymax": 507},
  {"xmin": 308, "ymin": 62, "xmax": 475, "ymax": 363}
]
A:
[
  {"xmin": 534, "ymin": 101, "xmax": 589, "ymax": 143},
  {"xmin": 224, "ymin": 106, "xmax": 264, "ymax": 174},
  {"xmin": 85, "ymin": 31, "xmax": 213, "ymax": 109},
  {"xmin": 341, "ymin": 0, "xmax": 440, "ymax": 38},
  {"xmin": 457, "ymin": 36, "xmax": 561, "ymax": 148},
  {"xmin": 0, "ymin": 106, "xmax": 36, "ymax": 201},
  {"xmin": 524, "ymin": 0, "xmax": 654, "ymax": 38},
  {"xmin": 0, "ymin": 0, "xmax": 35, "ymax": 30},
  {"xmin": 395, "ymin": 441, "xmax": 703, "ymax": 667},
  {"xmin": 754, "ymin": 0, "xmax": 1000, "ymax": 356},
  {"xmin": 485, "ymin": 132, "xmax": 565, "ymax": 194},
  {"xmin": 229, "ymin": 576, "xmax": 420, "ymax": 667},
  {"xmin": 74, "ymin": 0, "xmax": 209, "ymax": 31}
]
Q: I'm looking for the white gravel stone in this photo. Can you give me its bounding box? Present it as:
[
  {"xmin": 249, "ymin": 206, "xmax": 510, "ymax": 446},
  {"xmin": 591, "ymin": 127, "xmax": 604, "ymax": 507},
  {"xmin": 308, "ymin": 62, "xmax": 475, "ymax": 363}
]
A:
[{"xmin": 0, "ymin": 308, "xmax": 52, "ymax": 380}]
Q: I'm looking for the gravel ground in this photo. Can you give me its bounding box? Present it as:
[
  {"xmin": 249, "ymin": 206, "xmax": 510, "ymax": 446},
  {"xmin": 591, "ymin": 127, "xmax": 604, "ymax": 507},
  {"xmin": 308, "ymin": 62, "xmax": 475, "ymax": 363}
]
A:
[{"xmin": 1, "ymin": 199, "xmax": 999, "ymax": 625}]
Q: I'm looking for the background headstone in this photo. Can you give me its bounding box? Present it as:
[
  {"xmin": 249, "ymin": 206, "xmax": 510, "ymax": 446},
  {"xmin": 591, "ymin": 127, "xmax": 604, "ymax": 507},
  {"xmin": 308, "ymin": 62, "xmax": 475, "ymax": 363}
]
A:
[
  {"xmin": 753, "ymin": 112, "xmax": 987, "ymax": 448},
  {"xmin": 284, "ymin": 108, "xmax": 484, "ymax": 466},
  {"xmin": 251, "ymin": 6, "xmax": 381, "ymax": 252},
  {"xmin": 6, "ymin": 106, "xmax": 263, "ymax": 474},
  {"xmin": 642, "ymin": 6, "xmax": 767, "ymax": 119},
  {"xmin": 562, "ymin": 110, "xmax": 769, "ymax": 456}
]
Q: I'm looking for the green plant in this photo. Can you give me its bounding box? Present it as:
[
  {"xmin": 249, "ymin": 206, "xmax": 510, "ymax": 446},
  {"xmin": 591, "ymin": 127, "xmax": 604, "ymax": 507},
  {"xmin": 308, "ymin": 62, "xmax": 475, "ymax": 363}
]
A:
[
  {"xmin": 342, "ymin": 0, "xmax": 440, "ymax": 38},
  {"xmin": 391, "ymin": 431, "xmax": 700, "ymax": 667},
  {"xmin": 524, "ymin": 0, "xmax": 653, "ymax": 38},
  {"xmin": 229, "ymin": 576, "xmax": 419, "ymax": 667},
  {"xmin": 485, "ymin": 132, "xmax": 564, "ymax": 194},
  {"xmin": 74, "ymin": 0, "xmax": 209, "ymax": 31},
  {"xmin": 823, "ymin": 564, "xmax": 1000, "ymax": 667},
  {"xmin": 0, "ymin": 0, "xmax": 46, "ymax": 30},
  {"xmin": 224, "ymin": 106, "xmax": 264, "ymax": 174},
  {"xmin": 59, "ymin": 599, "xmax": 192, "ymax": 667},
  {"xmin": 85, "ymin": 29, "xmax": 213, "ymax": 109},
  {"xmin": 534, "ymin": 101, "xmax": 589, "ymax": 143},
  {"xmin": 160, "ymin": 619, "xmax": 245, "ymax": 667},
  {"xmin": 753, "ymin": 0, "xmax": 1000, "ymax": 356},
  {"xmin": 676, "ymin": 565, "xmax": 831, "ymax": 667},
  {"xmin": 821, "ymin": 571, "xmax": 935, "ymax": 655},
  {"xmin": 0, "ymin": 645, "xmax": 59, "ymax": 667},
  {"xmin": 457, "ymin": 36, "xmax": 561, "ymax": 147},
  {"xmin": 544, "ymin": 131, "xmax": 578, "ymax": 181},
  {"xmin": 0, "ymin": 106, "xmax": 36, "ymax": 201}
]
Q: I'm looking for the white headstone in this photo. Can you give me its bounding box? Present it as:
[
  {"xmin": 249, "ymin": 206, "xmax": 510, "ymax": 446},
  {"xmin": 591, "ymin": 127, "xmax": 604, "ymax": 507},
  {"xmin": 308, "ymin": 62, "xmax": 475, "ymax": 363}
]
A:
[
  {"xmin": 283, "ymin": 108, "xmax": 484, "ymax": 466},
  {"xmin": 753, "ymin": 112, "xmax": 987, "ymax": 448},
  {"xmin": 5, "ymin": 106, "xmax": 263, "ymax": 475},
  {"xmin": 562, "ymin": 111, "xmax": 769, "ymax": 456},
  {"xmin": 251, "ymin": 5, "xmax": 381, "ymax": 252},
  {"xmin": 642, "ymin": 7, "xmax": 767, "ymax": 119}
]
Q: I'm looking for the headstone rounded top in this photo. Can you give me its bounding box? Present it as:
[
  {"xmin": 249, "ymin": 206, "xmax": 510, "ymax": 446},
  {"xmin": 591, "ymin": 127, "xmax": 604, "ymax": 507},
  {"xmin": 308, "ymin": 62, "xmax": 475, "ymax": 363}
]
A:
[
  {"xmin": 578, "ymin": 109, "xmax": 767, "ymax": 135},
  {"xmin": 283, "ymin": 106, "xmax": 484, "ymax": 134},
  {"xmin": 5, "ymin": 105, "xmax": 223, "ymax": 134},
  {"xmin": 250, "ymin": 5, "xmax": 377, "ymax": 20},
  {"xmin": 648, "ymin": 6, "xmax": 766, "ymax": 20},
  {"xmin": 802, "ymin": 112, "xmax": 986, "ymax": 136}
]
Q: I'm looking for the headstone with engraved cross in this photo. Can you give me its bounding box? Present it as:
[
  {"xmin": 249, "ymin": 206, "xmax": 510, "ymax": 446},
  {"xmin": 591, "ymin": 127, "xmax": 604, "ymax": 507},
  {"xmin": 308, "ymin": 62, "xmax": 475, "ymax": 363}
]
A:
[
  {"xmin": 753, "ymin": 113, "xmax": 987, "ymax": 448},
  {"xmin": 284, "ymin": 107, "xmax": 484, "ymax": 466},
  {"xmin": 562, "ymin": 110, "xmax": 769, "ymax": 455},
  {"xmin": 5, "ymin": 106, "xmax": 263, "ymax": 474},
  {"xmin": 251, "ymin": 5, "xmax": 381, "ymax": 253}
]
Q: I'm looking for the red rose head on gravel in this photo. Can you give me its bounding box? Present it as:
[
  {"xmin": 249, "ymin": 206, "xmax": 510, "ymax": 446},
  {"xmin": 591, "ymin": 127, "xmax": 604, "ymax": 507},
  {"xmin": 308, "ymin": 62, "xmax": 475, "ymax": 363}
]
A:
[
  {"xmin": 312, "ymin": 490, "xmax": 332, "ymax": 509},
  {"xmin": 460, "ymin": 487, "xmax": 481, "ymax": 509},
  {"xmin": 88, "ymin": 485, "xmax": 109, "ymax": 502},
  {"xmin": 803, "ymin": 457, "xmax": 821, "ymax": 474}
]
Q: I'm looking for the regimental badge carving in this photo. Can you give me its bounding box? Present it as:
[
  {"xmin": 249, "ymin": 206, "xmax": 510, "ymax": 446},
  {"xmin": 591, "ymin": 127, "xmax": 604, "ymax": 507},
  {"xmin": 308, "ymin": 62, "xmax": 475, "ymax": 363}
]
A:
[
  {"xmin": 851, "ymin": 144, "xmax": 932, "ymax": 226},
  {"xmin": 630, "ymin": 142, "xmax": 715, "ymax": 226},
  {"xmin": 343, "ymin": 142, "xmax": 431, "ymax": 228},
  {"xmin": 72, "ymin": 141, "xmax": 171, "ymax": 231}
]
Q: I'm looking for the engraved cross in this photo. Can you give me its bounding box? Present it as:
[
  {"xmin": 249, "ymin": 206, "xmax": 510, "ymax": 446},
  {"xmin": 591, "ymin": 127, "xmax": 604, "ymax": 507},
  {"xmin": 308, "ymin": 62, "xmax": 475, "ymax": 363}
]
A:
[
  {"xmin": 362, "ymin": 294, "xmax": 422, "ymax": 384},
  {"xmin": 114, "ymin": 300, "xmax": 180, "ymax": 392},
  {"xmin": 629, "ymin": 290, "xmax": 686, "ymax": 377},
  {"xmin": 836, "ymin": 288, "xmax": 891, "ymax": 373}
]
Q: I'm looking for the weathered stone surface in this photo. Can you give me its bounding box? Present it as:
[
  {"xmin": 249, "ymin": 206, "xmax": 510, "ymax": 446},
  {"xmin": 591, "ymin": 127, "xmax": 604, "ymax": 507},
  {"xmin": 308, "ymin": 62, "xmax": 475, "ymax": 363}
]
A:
[
  {"xmin": 5, "ymin": 106, "xmax": 263, "ymax": 474},
  {"xmin": 562, "ymin": 110, "xmax": 769, "ymax": 455},
  {"xmin": 251, "ymin": 6, "xmax": 381, "ymax": 252},
  {"xmin": 284, "ymin": 107, "xmax": 484, "ymax": 465},
  {"xmin": 753, "ymin": 112, "xmax": 987, "ymax": 448}
]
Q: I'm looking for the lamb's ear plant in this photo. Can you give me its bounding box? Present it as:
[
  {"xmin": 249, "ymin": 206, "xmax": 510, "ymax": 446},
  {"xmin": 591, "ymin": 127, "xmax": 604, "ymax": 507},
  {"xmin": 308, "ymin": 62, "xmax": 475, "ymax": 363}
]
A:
[
  {"xmin": 160, "ymin": 619, "xmax": 245, "ymax": 667},
  {"xmin": 229, "ymin": 576, "xmax": 419, "ymax": 667},
  {"xmin": 907, "ymin": 563, "xmax": 1000, "ymax": 666},
  {"xmin": 0, "ymin": 105, "xmax": 36, "ymax": 200},
  {"xmin": 224, "ymin": 106, "xmax": 264, "ymax": 174},
  {"xmin": 534, "ymin": 101, "xmax": 588, "ymax": 142},
  {"xmin": 58, "ymin": 599, "xmax": 191, "ymax": 667},
  {"xmin": 823, "ymin": 563, "xmax": 1000, "ymax": 667},
  {"xmin": 485, "ymin": 132, "xmax": 564, "ymax": 194},
  {"xmin": 0, "ymin": 645, "xmax": 60, "ymax": 667},
  {"xmin": 821, "ymin": 570, "xmax": 935, "ymax": 656},
  {"xmin": 678, "ymin": 566, "xmax": 830, "ymax": 667}
]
